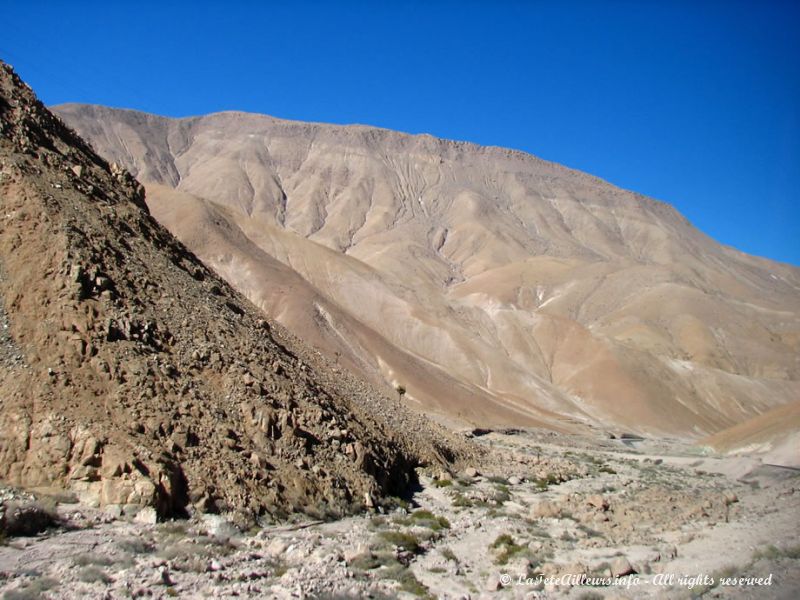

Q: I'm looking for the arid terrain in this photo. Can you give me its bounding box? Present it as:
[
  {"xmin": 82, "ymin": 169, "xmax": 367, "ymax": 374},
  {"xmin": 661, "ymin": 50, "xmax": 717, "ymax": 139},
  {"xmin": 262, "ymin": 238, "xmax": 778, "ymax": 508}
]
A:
[
  {"xmin": 54, "ymin": 103, "xmax": 800, "ymax": 440},
  {"xmin": 0, "ymin": 61, "xmax": 473, "ymax": 525},
  {"xmin": 2, "ymin": 430, "xmax": 798, "ymax": 599},
  {"xmin": 0, "ymin": 59, "xmax": 798, "ymax": 600}
]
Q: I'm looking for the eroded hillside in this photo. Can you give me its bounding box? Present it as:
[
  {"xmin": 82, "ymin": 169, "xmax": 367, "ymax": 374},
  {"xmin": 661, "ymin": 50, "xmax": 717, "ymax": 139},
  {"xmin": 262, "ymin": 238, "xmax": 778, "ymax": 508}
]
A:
[
  {"xmin": 53, "ymin": 103, "xmax": 800, "ymax": 438},
  {"xmin": 0, "ymin": 62, "xmax": 473, "ymax": 523}
]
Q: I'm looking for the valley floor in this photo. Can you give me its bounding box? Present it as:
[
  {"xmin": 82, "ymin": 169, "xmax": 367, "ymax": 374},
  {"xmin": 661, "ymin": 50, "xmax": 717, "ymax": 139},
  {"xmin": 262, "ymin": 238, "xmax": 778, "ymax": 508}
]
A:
[{"xmin": 1, "ymin": 430, "xmax": 798, "ymax": 599}]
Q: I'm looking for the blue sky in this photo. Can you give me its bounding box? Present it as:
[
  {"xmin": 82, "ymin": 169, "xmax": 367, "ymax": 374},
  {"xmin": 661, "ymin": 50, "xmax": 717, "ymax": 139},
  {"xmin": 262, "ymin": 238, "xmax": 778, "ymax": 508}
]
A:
[{"xmin": 3, "ymin": 1, "xmax": 798, "ymax": 265}]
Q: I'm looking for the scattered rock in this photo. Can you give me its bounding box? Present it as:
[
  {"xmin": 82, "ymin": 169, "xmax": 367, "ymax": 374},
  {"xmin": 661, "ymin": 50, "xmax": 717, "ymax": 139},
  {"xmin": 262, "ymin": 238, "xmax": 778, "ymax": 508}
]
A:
[
  {"xmin": 610, "ymin": 556, "xmax": 636, "ymax": 577},
  {"xmin": 532, "ymin": 500, "xmax": 561, "ymax": 519},
  {"xmin": 133, "ymin": 507, "xmax": 157, "ymax": 525},
  {"xmin": 587, "ymin": 494, "xmax": 609, "ymax": 510},
  {"xmin": 485, "ymin": 574, "xmax": 502, "ymax": 591}
]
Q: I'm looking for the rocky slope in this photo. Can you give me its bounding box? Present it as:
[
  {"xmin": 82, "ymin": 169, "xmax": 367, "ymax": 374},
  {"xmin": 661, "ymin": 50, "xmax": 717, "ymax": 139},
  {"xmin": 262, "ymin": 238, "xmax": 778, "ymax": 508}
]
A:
[
  {"xmin": 53, "ymin": 104, "xmax": 800, "ymax": 438},
  {"xmin": 0, "ymin": 61, "xmax": 473, "ymax": 524},
  {"xmin": 2, "ymin": 431, "xmax": 798, "ymax": 599}
]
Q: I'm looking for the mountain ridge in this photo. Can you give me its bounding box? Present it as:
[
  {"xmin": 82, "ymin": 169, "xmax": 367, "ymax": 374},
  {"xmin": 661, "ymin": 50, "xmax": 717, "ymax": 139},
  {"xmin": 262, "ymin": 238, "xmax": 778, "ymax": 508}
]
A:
[{"xmin": 53, "ymin": 101, "xmax": 800, "ymax": 440}]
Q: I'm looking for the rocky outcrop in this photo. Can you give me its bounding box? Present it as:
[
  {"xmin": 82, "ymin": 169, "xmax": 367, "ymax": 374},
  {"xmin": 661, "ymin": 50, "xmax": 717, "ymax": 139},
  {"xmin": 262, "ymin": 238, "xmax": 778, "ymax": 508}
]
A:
[{"xmin": 0, "ymin": 61, "xmax": 475, "ymax": 524}]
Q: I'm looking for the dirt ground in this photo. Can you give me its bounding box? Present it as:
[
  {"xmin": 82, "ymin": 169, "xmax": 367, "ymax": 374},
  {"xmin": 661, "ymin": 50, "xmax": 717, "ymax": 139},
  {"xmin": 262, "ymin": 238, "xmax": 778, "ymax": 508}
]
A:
[{"xmin": 1, "ymin": 428, "xmax": 798, "ymax": 599}]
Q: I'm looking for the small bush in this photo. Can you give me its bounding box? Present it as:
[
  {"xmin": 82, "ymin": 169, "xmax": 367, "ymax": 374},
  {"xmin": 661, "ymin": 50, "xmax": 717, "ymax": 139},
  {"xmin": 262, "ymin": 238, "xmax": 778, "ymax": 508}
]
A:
[
  {"xmin": 73, "ymin": 553, "xmax": 113, "ymax": 567},
  {"xmin": 409, "ymin": 510, "xmax": 450, "ymax": 531},
  {"xmin": 378, "ymin": 563, "xmax": 432, "ymax": 598},
  {"xmin": 532, "ymin": 473, "xmax": 560, "ymax": 490},
  {"xmin": 440, "ymin": 547, "xmax": 458, "ymax": 562},
  {"xmin": 432, "ymin": 479, "xmax": 452, "ymax": 488},
  {"xmin": 753, "ymin": 544, "xmax": 800, "ymax": 560},
  {"xmin": 368, "ymin": 516, "xmax": 389, "ymax": 530},
  {"xmin": 491, "ymin": 534, "xmax": 515, "ymax": 549},
  {"xmin": 77, "ymin": 566, "xmax": 112, "ymax": 584},
  {"xmin": 451, "ymin": 493, "xmax": 473, "ymax": 508},
  {"xmin": 490, "ymin": 534, "xmax": 527, "ymax": 565},
  {"xmin": 488, "ymin": 476, "xmax": 509, "ymax": 485},
  {"xmin": 391, "ymin": 497, "xmax": 411, "ymax": 511},
  {"xmin": 117, "ymin": 537, "xmax": 154, "ymax": 555},
  {"xmin": 348, "ymin": 552, "xmax": 384, "ymax": 571},
  {"xmin": 492, "ymin": 485, "xmax": 511, "ymax": 505},
  {"xmin": 378, "ymin": 531, "xmax": 422, "ymax": 554}
]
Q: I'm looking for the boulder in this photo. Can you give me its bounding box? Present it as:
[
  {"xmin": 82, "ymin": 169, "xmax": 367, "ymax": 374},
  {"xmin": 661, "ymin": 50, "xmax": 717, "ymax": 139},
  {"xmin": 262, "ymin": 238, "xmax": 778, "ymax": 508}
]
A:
[{"xmin": 610, "ymin": 556, "xmax": 636, "ymax": 577}]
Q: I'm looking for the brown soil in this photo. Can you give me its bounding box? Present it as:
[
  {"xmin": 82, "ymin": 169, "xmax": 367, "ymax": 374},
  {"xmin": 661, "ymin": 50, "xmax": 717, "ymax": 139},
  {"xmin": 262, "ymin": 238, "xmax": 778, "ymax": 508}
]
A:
[{"xmin": 0, "ymin": 61, "xmax": 476, "ymax": 525}]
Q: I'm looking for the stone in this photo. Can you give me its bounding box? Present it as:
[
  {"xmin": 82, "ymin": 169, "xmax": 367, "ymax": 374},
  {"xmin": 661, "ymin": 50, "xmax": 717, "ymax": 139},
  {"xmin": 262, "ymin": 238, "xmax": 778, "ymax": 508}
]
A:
[
  {"xmin": 532, "ymin": 500, "xmax": 561, "ymax": 519},
  {"xmin": 202, "ymin": 514, "xmax": 239, "ymax": 539},
  {"xmin": 587, "ymin": 494, "xmax": 609, "ymax": 510},
  {"xmin": 485, "ymin": 574, "xmax": 502, "ymax": 591},
  {"xmin": 343, "ymin": 544, "xmax": 370, "ymax": 564},
  {"xmin": 610, "ymin": 556, "xmax": 636, "ymax": 577},
  {"xmin": 464, "ymin": 467, "xmax": 479, "ymax": 478},
  {"xmin": 133, "ymin": 506, "xmax": 157, "ymax": 525},
  {"xmin": 661, "ymin": 544, "xmax": 678, "ymax": 559},
  {"xmin": 265, "ymin": 538, "xmax": 289, "ymax": 557},
  {"xmin": 508, "ymin": 476, "xmax": 522, "ymax": 485}
]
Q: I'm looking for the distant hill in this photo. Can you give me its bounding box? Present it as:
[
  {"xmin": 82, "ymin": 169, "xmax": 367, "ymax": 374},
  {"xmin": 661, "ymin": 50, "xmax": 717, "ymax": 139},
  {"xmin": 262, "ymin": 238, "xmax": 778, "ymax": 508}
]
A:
[{"xmin": 52, "ymin": 102, "xmax": 800, "ymax": 440}]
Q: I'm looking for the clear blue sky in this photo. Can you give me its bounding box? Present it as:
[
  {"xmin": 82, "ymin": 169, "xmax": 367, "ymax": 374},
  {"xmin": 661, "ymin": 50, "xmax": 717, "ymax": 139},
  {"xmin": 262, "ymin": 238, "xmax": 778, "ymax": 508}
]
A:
[{"xmin": 3, "ymin": 1, "xmax": 798, "ymax": 265}]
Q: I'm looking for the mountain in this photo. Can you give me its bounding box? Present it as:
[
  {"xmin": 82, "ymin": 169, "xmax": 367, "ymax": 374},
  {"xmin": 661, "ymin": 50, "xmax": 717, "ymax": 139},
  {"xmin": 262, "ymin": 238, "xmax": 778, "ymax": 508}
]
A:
[
  {"xmin": 52, "ymin": 104, "xmax": 800, "ymax": 439},
  {"xmin": 0, "ymin": 62, "xmax": 471, "ymax": 524}
]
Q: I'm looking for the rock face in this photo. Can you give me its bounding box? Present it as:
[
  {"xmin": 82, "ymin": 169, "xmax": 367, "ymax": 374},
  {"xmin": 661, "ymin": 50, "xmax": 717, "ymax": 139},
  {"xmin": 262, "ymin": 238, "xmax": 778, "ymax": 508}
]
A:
[
  {"xmin": 0, "ymin": 61, "xmax": 473, "ymax": 522},
  {"xmin": 52, "ymin": 103, "xmax": 800, "ymax": 439}
]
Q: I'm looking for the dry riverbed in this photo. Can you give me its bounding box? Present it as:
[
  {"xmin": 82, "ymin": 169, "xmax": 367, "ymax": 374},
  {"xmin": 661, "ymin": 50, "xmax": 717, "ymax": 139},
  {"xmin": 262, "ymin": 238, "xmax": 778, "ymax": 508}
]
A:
[{"xmin": 1, "ymin": 429, "xmax": 798, "ymax": 599}]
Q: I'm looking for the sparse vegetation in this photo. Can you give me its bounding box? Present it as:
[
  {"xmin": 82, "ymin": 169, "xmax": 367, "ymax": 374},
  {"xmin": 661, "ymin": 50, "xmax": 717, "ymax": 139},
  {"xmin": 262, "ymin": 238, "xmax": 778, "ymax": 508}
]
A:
[
  {"xmin": 72, "ymin": 553, "xmax": 115, "ymax": 568},
  {"xmin": 379, "ymin": 563, "xmax": 433, "ymax": 598},
  {"xmin": 532, "ymin": 473, "xmax": 560, "ymax": 490},
  {"xmin": 490, "ymin": 534, "xmax": 527, "ymax": 565},
  {"xmin": 753, "ymin": 544, "xmax": 800, "ymax": 560},
  {"xmin": 440, "ymin": 547, "xmax": 458, "ymax": 562},
  {"xmin": 492, "ymin": 484, "xmax": 511, "ymax": 505},
  {"xmin": 348, "ymin": 552, "xmax": 386, "ymax": 571},
  {"xmin": 77, "ymin": 566, "xmax": 112, "ymax": 584},
  {"xmin": 450, "ymin": 492, "xmax": 473, "ymax": 508},
  {"xmin": 117, "ymin": 536, "xmax": 154, "ymax": 555},
  {"xmin": 2, "ymin": 576, "xmax": 58, "ymax": 600},
  {"xmin": 407, "ymin": 510, "xmax": 450, "ymax": 531},
  {"xmin": 368, "ymin": 516, "xmax": 389, "ymax": 530},
  {"xmin": 378, "ymin": 530, "xmax": 422, "ymax": 554}
]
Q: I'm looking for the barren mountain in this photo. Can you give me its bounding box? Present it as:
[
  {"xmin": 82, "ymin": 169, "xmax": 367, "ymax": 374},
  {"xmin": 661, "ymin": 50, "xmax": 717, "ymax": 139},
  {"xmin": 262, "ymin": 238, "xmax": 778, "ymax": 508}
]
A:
[
  {"xmin": 0, "ymin": 62, "xmax": 473, "ymax": 523},
  {"xmin": 51, "ymin": 104, "xmax": 800, "ymax": 440}
]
